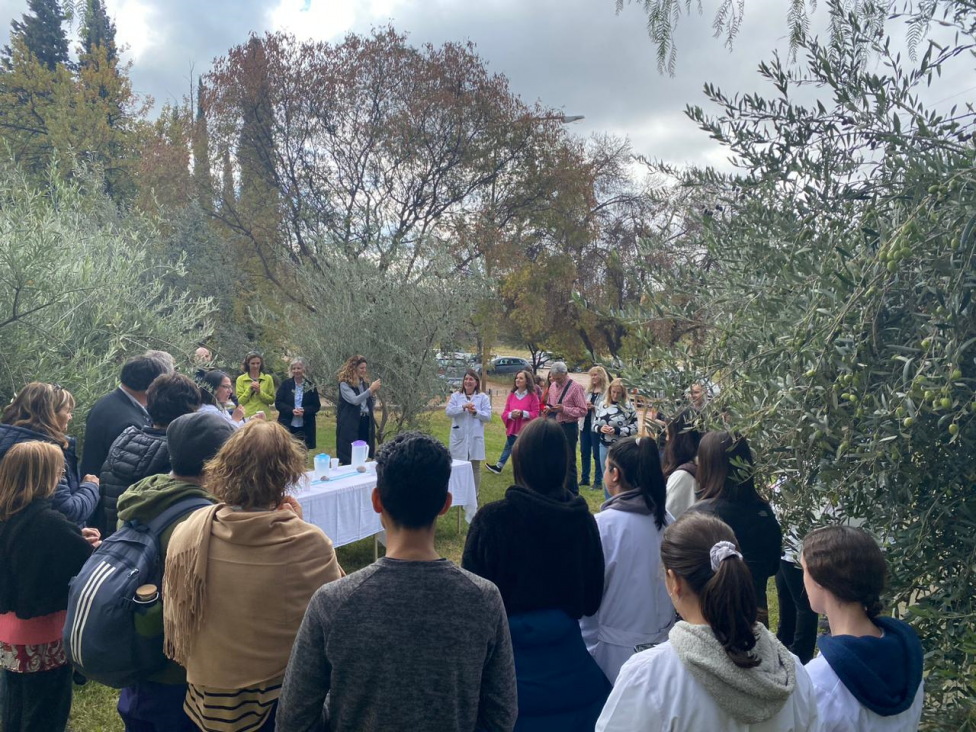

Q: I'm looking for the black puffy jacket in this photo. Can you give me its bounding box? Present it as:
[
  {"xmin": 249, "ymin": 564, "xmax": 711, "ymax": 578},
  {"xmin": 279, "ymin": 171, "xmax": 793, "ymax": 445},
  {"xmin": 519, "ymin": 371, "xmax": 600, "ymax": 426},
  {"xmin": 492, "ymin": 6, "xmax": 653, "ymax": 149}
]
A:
[{"xmin": 95, "ymin": 425, "xmax": 170, "ymax": 537}]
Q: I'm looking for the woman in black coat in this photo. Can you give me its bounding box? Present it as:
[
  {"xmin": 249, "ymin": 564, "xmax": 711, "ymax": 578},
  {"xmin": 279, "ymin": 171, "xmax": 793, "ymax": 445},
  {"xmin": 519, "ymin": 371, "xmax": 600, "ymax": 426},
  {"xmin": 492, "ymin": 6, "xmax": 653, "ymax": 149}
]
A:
[
  {"xmin": 275, "ymin": 358, "xmax": 322, "ymax": 450},
  {"xmin": 687, "ymin": 431, "xmax": 782, "ymax": 625},
  {"xmin": 462, "ymin": 418, "xmax": 608, "ymax": 731}
]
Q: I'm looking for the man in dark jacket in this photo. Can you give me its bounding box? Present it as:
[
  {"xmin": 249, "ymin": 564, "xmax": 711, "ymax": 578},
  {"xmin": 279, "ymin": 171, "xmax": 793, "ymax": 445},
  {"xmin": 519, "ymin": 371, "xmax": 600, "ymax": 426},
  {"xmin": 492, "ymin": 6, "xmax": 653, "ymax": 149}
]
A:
[
  {"xmin": 94, "ymin": 373, "xmax": 201, "ymax": 536},
  {"xmin": 80, "ymin": 355, "xmax": 171, "ymax": 478},
  {"xmin": 113, "ymin": 411, "xmax": 236, "ymax": 732}
]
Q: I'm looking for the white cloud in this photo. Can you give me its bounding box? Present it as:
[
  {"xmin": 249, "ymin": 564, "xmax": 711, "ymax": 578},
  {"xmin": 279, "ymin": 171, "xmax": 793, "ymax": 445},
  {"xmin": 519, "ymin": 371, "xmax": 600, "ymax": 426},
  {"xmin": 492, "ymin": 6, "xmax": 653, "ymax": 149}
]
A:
[
  {"xmin": 267, "ymin": 0, "xmax": 408, "ymax": 42},
  {"xmin": 112, "ymin": 0, "xmax": 158, "ymax": 62}
]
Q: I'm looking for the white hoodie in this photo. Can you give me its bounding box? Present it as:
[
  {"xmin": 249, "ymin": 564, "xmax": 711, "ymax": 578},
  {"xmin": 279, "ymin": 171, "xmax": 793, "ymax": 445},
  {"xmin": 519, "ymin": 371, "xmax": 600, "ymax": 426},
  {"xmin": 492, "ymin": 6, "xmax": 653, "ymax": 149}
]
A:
[{"xmin": 597, "ymin": 623, "xmax": 820, "ymax": 732}]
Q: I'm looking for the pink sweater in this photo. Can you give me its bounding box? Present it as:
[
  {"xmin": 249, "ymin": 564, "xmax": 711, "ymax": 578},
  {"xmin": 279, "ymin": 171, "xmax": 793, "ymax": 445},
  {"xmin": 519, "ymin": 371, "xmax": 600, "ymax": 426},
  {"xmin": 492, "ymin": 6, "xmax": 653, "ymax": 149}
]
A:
[{"xmin": 502, "ymin": 391, "xmax": 541, "ymax": 437}]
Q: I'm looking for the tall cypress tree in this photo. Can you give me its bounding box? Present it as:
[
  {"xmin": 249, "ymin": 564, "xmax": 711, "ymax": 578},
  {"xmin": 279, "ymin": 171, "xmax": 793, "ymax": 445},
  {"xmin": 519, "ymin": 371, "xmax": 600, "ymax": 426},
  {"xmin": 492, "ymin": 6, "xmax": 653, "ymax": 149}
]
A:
[
  {"xmin": 193, "ymin": 77, "xmax": 214, "ymax": 209},
  {"xmin": 220, "ymin": 145, "xmax": 235, "ymax": 210},
  {"xmin": 4, "ymin": 0, "xmax": 70, "ymax": 71},
  {"xmin": 237, "ymin": 37, "xmax": 277, "ymax": 206},
  {"xmin": 80, "ymin": 0, "xmax": 117, "ymax": 64}
]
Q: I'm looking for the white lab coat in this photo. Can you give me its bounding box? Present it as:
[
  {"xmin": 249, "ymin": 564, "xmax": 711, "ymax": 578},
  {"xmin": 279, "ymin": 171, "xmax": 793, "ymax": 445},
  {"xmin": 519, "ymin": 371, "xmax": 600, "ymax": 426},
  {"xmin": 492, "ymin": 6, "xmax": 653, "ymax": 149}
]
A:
[
  {"xmin": 445, "ymin": 391, "xmax": 492, "ymax": 461},
  {"xmin": 806, "ymin": 656, "xmax": 923, "ymax": 732},
  {"xmin": 580, "ymin": 507, "xmax": 674, "ymax": 683},
  {"xmin": 597, "ymin": 643, "xmax": 820, "ymax": 732},
  {"xmin": 665, "ymin": 469, "xmax": 697, "ymax": 518}
]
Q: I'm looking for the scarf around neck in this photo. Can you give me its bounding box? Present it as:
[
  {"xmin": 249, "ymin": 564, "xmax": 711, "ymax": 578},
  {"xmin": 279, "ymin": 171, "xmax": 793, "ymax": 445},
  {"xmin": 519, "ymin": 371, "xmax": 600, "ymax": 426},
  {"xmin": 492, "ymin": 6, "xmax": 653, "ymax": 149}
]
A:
[
  {"xmin": 601, "ymin": 488, "xmax": 652, "ymax": 515},
  {"xmin": 163, "ymin": 503, "xmax": 343, "ymax": 687}
]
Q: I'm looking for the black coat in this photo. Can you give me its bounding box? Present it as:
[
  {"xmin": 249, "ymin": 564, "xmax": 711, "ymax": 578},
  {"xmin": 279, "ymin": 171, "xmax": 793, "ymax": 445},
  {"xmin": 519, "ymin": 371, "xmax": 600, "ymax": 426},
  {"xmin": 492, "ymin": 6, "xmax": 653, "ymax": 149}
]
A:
[
  {"xmin": 0, "ymin": 498, "xmax": 93, "ymax": 619},
  {"xmin": 0, "ymin": 423, "xmax": 99, "ymax": 526},
  {"xmin": 689, "ymin": 496, "xmax": 783, "ymax": 605},
  {"xmin": 335, "ymin": 380, "xmax": 375, "ymax": 464},
  {"xmin": 462, "ymin": 484, "xmax": 605, "ymax": 619},
  {"xmin": 275, "ymin": 379, "xmax": 322, "ymax": 449},
  {"xmin": 81, "ymin": 387, "xmax": 152, "ymax": 477},
  {"xmin": 94, "ymin": 425, "xmax": 170, "ymax": 537}
]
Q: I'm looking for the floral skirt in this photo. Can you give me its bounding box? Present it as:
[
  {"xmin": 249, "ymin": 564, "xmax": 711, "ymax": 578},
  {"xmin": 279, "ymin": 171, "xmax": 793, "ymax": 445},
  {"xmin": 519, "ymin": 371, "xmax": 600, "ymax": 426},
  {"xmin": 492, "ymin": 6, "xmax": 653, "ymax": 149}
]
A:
[{"xmin": 0, "ymin": 638, "xmax": 67, "ymax": 673}]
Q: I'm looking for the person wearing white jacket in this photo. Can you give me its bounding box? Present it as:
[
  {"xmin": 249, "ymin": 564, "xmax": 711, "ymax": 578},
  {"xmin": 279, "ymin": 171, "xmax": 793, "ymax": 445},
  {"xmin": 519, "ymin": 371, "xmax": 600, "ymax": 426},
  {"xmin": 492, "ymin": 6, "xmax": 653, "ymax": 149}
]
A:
[
  {"xmin": 801, "ymin": 525, "xmax": 924, "ymax": 732},
  {"xmin": 597, "ymin": 512, "xmax": 819, "ymax": 732},
  {"xmin": 580, "ymin": 436, "xmax": 674, "ymax": 683},
  {"xmin": 661, "ymin": 409, "xmax": 702, "ymax": 518},
  {"xmin": 445, "ymin": 370, "xmax": 492, "ymax": 492}
]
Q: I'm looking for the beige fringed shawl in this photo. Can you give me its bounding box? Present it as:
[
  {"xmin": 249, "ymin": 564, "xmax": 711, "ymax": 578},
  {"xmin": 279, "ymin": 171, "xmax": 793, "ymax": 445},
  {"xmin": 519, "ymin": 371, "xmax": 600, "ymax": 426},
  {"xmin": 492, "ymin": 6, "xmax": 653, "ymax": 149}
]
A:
[{"xmin": 163, "ymin": 503, "xmax": 343, "ymax": 688}]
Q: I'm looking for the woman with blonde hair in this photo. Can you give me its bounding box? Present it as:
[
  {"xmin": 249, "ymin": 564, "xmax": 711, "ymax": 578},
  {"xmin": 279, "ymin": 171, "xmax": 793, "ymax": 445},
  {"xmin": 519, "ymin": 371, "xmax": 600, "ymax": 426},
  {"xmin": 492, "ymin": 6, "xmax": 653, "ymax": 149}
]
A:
[
  {"xmin": 0, "ymin": 383, "xmax": 100, "ymax": 525},
  {"xmin": 274, "ymin": 358, "xmax": 321, "ymax": 449},
  {"xmin": 335, "ymin": 355, "xmax": 380, "ymax": 465},
  {"xmin": 163, "ymin": 421, "xmax": 343, "ymax": 732},
  {"xmin": 580, "ymin": 366, "xmax": 610, "ymax": 491},
  {"xmin": 0, "ymin": 441, "xmax": 96, "ymax": 732},
  {"xmin": 592, "ymin": 379, "xmax": 638, "ymax": 499}
]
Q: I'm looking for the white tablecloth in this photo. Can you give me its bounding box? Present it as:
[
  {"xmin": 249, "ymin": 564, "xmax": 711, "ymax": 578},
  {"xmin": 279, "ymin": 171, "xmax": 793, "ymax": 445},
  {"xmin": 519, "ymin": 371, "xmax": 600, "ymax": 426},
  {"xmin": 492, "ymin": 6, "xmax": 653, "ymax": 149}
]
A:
[{"xmin": 293, "ymin": 459, "xmax": 477, "ymax": 548}]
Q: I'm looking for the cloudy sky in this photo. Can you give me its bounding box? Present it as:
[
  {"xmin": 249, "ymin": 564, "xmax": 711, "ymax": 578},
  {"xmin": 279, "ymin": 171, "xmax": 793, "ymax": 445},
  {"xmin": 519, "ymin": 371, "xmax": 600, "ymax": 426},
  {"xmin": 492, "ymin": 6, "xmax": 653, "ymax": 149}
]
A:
[{"xmin": 0, "ymin": 0, "xmax": 971, "ymax": 171}]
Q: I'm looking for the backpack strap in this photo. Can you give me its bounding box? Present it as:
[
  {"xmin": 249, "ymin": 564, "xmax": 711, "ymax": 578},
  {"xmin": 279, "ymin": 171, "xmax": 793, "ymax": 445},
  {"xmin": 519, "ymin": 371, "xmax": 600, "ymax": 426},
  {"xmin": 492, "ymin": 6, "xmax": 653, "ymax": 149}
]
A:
[{"xmin": 144, "ymin": 497, "xmax": 213, "ymax": 537}]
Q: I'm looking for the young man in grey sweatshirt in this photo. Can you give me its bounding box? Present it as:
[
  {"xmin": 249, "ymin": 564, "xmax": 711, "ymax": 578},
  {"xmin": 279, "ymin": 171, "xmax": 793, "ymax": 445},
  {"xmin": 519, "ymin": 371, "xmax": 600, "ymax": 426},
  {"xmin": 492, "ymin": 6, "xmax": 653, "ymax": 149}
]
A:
[{"xmin": 275, "ymin": 432, "xmax": 518, "ymax": 732}]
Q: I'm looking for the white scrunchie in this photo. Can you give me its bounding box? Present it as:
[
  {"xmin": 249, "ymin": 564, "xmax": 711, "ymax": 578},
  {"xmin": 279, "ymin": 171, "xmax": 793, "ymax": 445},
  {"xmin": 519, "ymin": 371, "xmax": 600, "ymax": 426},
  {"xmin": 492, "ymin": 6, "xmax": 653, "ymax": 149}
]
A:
[{"xmin": 709, "ymin": 541, "xmax": 743, "ymax": 572}]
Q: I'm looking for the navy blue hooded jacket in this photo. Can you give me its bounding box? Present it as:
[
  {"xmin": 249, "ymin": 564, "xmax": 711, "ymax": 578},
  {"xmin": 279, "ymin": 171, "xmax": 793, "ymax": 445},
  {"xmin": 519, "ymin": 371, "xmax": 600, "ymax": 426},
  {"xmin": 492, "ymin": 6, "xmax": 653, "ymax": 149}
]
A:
[
  {"xmin": 817, "ymin": 616, "xmax": 923, "ymax": 717},
  {"xmin": 0, "ymin": 423, "xmax": 99, "ymax": 526}
]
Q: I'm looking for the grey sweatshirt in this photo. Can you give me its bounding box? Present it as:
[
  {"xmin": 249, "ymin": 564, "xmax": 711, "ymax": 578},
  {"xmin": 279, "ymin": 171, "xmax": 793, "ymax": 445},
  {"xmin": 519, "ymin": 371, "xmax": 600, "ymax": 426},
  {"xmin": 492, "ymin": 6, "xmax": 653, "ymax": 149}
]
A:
[
  {"xmin": 275, "ymin": 557, "xmax": 517, "ymax": 732},
  {"xmin": 670, "ymin": 621, "xmax": 796, "ymax": 724}
]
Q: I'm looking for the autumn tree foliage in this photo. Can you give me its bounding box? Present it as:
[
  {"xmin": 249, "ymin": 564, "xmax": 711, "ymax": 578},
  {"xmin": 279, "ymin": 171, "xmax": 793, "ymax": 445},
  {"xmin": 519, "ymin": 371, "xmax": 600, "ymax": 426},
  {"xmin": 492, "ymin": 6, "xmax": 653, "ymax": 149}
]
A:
[{"xmin": 204, "ymin": 29, "xmax": 558, "ymax": 272}]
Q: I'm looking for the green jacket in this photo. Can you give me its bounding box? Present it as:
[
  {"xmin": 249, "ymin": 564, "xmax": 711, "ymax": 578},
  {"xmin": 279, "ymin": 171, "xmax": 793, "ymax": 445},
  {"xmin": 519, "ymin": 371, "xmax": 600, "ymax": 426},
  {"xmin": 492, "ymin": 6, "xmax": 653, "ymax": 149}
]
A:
[
  {"xmin": 236, "ymin": 372, "xmax": 276, "ymax": 418},
  {"xmin": 116, "ymin": 474, "xmax": 217, "ymax": 684}
]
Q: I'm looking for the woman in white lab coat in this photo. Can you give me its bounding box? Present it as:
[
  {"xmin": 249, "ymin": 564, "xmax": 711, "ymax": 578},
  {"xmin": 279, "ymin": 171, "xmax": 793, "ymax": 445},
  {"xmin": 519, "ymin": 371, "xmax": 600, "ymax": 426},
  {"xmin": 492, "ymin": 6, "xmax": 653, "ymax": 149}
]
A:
[
  {"xmin": 801, "ymin": 526, "xmax": 924, "ymax": 732},
  {"xmin": 580, "ymin": 436, "xmax": 674, "ymax": 683},
  {"xmin": 445, "ymin": 369, "xmax": 492, "ymax": 491},
  {"xmin": 596, "ymin": 512, "xmax": 819, "ymax": 732}
]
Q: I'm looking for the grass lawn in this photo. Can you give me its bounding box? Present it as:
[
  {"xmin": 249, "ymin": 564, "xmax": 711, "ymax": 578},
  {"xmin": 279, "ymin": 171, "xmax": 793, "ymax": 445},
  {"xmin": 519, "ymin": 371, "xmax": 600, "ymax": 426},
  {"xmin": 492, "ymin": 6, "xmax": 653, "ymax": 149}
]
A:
[{"xmin": 69, "ymin": 405, "xmax": 778, "ymax": 731}]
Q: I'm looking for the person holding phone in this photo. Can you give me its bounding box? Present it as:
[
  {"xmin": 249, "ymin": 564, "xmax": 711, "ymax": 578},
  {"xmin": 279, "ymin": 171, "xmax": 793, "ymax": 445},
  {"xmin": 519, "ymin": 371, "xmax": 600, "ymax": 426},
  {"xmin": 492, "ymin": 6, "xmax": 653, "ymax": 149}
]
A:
[
  {"xmin": 445, "ymin": 370, "xmax": 492, "ymax": 491},
  {"xmin": 235, "ymin": 352, "xmax": 275, "ymax": 420}
]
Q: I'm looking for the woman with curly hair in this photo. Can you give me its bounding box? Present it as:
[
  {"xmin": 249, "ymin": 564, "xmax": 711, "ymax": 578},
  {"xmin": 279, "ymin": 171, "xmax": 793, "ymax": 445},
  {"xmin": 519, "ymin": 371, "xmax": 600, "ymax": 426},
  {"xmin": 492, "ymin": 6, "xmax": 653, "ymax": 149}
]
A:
[
  {"xmin": 335, "ymin": 355, "xmax": 380, "ymax": 465},
  {"xmin": 0, "ymin": 383, "xmax": 100, "ymax": 526},
  {"xmin": 163, "ymin": 421, "xmax": 343, "ymax": 732}
]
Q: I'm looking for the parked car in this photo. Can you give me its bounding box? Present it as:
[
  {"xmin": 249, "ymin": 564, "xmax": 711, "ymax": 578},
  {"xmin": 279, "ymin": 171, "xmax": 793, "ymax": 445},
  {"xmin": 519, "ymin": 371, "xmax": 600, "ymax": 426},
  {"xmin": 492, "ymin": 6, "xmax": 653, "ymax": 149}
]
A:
[{"xmin": 488, "ymin": 356, "xmax": 532, "ymax": 375}]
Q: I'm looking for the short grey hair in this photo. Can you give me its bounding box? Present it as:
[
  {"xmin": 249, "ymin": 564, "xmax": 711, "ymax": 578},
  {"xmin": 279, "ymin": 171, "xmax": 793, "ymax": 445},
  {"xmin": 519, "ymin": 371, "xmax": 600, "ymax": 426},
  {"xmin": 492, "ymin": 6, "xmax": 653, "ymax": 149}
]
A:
[
  {"xmin": 550, "ymin": 361, "xmax": 568, "ymax": 375},
  {"xmin": 289, "ymin": 357, "xmax": 306, "ymax": 372},
  {"xmin": 144, "ymin": 350, "xmax": 175, "ymax": 374}
]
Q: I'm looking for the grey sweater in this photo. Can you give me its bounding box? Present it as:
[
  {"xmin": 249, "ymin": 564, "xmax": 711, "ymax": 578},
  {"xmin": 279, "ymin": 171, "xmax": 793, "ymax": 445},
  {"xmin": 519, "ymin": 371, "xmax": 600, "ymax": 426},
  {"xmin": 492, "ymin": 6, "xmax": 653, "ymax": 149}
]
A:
[{"xmin": 275, "ymin": 557, "xmax": 517, "ymax": 732}]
